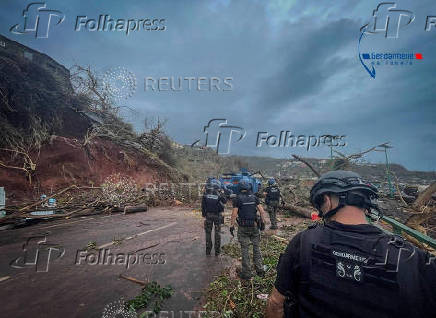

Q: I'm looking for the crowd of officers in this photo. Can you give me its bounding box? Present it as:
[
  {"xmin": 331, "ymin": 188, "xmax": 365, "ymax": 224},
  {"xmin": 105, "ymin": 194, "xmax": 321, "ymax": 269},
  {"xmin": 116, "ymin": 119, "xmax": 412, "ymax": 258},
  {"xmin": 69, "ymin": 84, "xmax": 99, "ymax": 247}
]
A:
[{"xmin": 201, "ymin": 171, "xmax": 436, "ymax": 317}]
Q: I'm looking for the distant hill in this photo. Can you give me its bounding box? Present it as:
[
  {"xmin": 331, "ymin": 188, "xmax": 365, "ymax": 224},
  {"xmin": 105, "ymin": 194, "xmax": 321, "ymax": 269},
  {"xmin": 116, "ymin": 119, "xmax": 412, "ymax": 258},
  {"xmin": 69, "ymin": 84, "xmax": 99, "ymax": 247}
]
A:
[{"xmin": 174, "ymin": 145, "xmax": 435, "ymax": 185}]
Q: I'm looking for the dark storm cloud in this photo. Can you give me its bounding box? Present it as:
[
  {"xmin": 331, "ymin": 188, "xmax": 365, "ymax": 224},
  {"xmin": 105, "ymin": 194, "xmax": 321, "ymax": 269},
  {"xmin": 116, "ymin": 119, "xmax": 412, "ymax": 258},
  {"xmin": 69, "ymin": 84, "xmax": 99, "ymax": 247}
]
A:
[
  {"xmin": 254, "ymin": 18, "xmax": 361, "ymax": 111},
  {"xmin": 0, "ymin": 0, "xmax": 434, "ymax": 170}
]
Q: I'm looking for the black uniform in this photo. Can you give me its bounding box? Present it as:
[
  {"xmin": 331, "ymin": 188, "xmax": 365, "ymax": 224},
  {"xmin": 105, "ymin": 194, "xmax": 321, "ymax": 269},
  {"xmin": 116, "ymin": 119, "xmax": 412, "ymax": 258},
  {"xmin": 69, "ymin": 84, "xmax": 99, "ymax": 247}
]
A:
[
  {"xmin": 265, "ymin": 185, "xmax": 280, "ymax": 229},
  {"xmin": 202, "ymin": 189, "xmax": 227, "ymax": 255},
  {"xmin": 275, "ymin": 221, "xmax": 436, "ymax": 318},
  {"xmin": 233, "ymin": 193, "xmax": 264, "ymax": 279}
]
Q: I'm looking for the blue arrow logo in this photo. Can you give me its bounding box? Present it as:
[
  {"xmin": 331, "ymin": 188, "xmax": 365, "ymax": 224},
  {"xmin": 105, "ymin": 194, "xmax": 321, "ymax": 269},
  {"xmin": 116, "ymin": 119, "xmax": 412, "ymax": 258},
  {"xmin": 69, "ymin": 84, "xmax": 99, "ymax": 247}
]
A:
[{"xmin": 358, "ymin": 30, "xmax": 376, "ymax": 78}]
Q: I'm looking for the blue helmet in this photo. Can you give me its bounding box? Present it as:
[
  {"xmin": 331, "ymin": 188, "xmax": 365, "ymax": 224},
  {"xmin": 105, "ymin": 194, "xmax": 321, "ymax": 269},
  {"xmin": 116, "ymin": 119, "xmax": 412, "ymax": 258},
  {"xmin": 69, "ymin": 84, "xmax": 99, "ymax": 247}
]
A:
[
  {"xmin": 239, "ymin": 179, "xmax": 251, "ymax": 191},
  {"xmin": 268, "ymin": 178, "xmax": 276, "ymax": 185}
]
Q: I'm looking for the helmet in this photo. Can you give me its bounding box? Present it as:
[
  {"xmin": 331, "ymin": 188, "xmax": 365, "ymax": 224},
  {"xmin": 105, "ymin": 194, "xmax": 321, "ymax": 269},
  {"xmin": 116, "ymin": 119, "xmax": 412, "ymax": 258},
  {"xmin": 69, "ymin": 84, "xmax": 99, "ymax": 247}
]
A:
[
  {"xmin": 211, "ymin": 179, "xmax": 222, "ymax": 190},
  {"xmin": 310, "ymin": 170, "xmax": 378, "ymax": 216},
  {"xmin": 239, "ymin": 179, "xmax": 251, "ymax": 192},
  {"xmin": 268, "ymin": 178, "xmax": 276, "ymax": 185},
  {"xmin": 205, "ymin": 184, "xmax": 214, "ymax": 193}
]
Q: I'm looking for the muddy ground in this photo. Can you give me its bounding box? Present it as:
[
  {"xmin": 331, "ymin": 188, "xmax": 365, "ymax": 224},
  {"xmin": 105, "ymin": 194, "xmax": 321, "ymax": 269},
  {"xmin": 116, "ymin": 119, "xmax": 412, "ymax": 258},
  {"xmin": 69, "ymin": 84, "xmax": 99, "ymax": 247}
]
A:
[{"xmin": 0, "ymin": 206, "xmax": 238, "ymax": 318}]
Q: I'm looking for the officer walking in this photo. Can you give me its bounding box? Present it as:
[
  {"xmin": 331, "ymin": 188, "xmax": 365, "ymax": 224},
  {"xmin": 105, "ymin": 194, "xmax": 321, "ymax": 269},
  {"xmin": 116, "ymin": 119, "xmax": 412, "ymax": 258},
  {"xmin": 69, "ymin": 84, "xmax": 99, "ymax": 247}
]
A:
[
  {"xmin": 264, "ymin": 178, "xmax": 281, "ymax": 230},
  {"xmin": 230, "ymin": 180, "xmax": 268, "ymax": 280},
  {"xmin": 266, "ymin": 170, "xmax": 436, "ymax": 317},
  {"xmin": 202, "ymin": 179, "xmax": 227, "ymax": 256}
]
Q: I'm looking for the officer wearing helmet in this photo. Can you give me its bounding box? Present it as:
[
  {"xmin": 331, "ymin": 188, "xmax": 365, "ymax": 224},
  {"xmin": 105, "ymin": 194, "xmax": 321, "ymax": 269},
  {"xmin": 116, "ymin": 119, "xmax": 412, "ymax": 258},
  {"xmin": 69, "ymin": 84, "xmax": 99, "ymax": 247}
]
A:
[
  {"xmin": 202, "ymin": 178, "xmax": 227, "ymax": 256},
  {"xmin": 230, "ymin": 179, "xmax": 268, "ymax": 280},
  {"xmin": 264, "ymin": 178, "xmax": 281, "ymax": 229},
  {"xmin": 266, "ymin": 170, "xmax": 436, "ymax": 317}
]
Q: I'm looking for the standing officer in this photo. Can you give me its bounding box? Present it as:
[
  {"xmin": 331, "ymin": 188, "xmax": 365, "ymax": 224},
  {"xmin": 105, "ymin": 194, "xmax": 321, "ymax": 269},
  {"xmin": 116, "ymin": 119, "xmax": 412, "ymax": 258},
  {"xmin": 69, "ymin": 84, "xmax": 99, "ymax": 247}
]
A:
[
  {"xmin": 264, "ymin": 178, "xmax": 281, "ymax": 229},
  {"xmin": 202, "ymin": 180, "xmax": 227, "ymax": 256},
  {"xmin": 230, "ymin": 180, "xmax": 268, "ymax": 280},
  {"xmin": 266, "ymin": 170, "xmax": 436, "ymax": 317}
]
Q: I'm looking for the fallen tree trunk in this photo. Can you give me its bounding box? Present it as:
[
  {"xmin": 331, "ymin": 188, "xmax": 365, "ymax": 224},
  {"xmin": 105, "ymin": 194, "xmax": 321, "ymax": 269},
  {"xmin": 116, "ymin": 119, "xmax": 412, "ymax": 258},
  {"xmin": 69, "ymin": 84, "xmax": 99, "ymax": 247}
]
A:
[
  {"xmin": 406, "ymin": 208, "xmax": 436, "ymax": 230},
  {"xmin": 282, "ymin": 204, "xmax": 313, "ymax": 219},
  {"xmin": 412, "ymin": 182, "xmax": 436, "ymax": 211},
  {"xmin": 111, "ymin": 205, "xmax": 148, "ymax": 214},
  {"xmin": 405, "ymin": 182, "xmax": 436, "ymax": 232},
  {"xmin": 123, "ymin": 205, "xmax": 148, "ymax": 214}
]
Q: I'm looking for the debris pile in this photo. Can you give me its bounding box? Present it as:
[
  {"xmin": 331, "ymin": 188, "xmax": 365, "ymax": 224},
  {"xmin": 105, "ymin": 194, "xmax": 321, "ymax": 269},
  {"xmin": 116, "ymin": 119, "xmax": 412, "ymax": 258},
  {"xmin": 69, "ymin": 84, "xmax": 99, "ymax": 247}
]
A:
[{"xmin": 0, "ymin": 174, "xmax": 151, "ymax": 229}]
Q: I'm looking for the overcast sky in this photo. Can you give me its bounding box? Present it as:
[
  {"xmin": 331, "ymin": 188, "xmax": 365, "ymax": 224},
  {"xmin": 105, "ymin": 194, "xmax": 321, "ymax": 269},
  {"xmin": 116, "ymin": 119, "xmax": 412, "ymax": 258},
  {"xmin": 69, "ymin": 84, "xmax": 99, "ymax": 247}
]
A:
[{"xmin": 1, "ymin": 0, "xmax": 435, "ymax": 171}]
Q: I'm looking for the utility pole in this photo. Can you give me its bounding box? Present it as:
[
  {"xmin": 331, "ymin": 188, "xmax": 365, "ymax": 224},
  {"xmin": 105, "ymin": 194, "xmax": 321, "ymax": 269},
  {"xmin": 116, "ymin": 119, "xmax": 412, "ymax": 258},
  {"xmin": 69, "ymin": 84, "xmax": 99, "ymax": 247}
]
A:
[
  {"xmin": 375, "ymin": 143, "xmax": 394, "ymax": 198},
  {"xmin": 328, "ymin": 143, "xmax": 335, "ymax": 169}
]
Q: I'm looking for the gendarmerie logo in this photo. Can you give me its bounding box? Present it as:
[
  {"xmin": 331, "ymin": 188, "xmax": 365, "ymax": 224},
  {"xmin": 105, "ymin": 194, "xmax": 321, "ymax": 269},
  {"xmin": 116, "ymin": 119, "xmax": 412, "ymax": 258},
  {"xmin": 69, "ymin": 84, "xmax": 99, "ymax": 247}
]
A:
[{"xmin": 332, "ymin": 250, "xmax": 368, "ymax": 264}]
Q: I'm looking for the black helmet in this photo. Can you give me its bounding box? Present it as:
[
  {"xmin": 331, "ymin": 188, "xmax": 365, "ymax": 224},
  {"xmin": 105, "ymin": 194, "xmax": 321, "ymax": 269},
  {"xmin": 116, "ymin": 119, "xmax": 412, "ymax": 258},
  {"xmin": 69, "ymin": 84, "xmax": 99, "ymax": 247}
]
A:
[
  {"xmin": 239, "ymin": 180, "xmax": 251, "ymax": 192},
  {"xmin": 310, "ymin": 170, "xmax": 378, "ymax": 217},
  {"xmin": 211, "ymin": 179, "xmax": 222, "ymax": 190}
]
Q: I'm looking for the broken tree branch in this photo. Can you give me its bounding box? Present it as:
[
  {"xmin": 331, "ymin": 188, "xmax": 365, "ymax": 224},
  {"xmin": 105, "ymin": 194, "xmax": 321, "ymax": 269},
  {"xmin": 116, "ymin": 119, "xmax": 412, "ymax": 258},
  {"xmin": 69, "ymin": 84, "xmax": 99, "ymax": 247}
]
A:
[
  {"xmin": 119, "ymin": 274, "xmax": 148, "ymax": 286},
  {"xmin": 390, "ymin": 171, "xmax": 408, "ymax": 207},
  {"xmin": 19, "ymin": 185, "xmax": 79, "ymax": 212},
  {"xmin": 291, "ymin": 155, "xmax": 320, "ymax": 177},
  {"xmin": 18, "ymin": 185, "xmax": 101, "ymax": 213}
]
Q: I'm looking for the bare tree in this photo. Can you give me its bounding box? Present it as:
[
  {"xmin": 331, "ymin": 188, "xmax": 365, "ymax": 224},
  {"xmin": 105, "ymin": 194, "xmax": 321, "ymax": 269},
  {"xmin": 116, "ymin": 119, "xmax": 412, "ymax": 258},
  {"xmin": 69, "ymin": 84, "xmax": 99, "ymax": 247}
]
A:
[
  {"xmin": 332, "ymin": 142, "xmax": 391, "ymax": 170},
  {"xmin": 70, "ymin": 65, "xmax": 116, "ymax": 115}
]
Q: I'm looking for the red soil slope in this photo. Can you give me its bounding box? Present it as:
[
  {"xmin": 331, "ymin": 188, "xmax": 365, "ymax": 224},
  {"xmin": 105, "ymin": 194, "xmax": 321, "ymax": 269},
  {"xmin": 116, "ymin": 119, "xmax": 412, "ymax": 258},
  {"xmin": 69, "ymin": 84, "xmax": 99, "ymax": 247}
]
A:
[{"xmin": 0, "ymin": 136, "xmax": 174, "ymax": 204}]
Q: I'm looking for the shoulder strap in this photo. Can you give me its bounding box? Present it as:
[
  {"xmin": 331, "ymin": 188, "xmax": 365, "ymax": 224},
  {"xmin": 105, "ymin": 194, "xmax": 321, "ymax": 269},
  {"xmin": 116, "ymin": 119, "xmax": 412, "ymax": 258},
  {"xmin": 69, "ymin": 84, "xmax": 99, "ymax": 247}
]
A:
[{"xmin": 299, "ymin": 224, "xmax": 324, "ymax": 282}]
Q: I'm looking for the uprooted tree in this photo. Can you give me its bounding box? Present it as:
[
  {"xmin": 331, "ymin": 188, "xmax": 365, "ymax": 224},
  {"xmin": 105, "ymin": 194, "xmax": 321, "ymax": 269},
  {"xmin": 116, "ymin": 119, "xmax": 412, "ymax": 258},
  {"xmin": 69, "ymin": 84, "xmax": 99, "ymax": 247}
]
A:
[
  {"xmin": 70, "ymin": 65, "xmax": 177, "ymax": 167},
  {"xmin": 0, "ymin": 118, "xmax": 48, "ymax": 184}
]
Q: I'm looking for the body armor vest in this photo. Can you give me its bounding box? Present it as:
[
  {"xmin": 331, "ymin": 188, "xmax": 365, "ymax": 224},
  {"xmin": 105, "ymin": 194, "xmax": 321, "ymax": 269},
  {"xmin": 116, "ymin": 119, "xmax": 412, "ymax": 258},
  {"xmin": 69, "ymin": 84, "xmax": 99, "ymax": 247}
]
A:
[
  {"xmin": 266, "ymin": 185, "xmax": 280, "ymax": 201},
  {"xmin": 204, "ymin": 193, "xmax": 220, "ymax": 213},
  {"xmin": 294, "ymin": 224, "xmax": 423, "ymax": 318},
  {"xmin": 237, "ymin": 193, "xmax": 257, "ymax": 226}
]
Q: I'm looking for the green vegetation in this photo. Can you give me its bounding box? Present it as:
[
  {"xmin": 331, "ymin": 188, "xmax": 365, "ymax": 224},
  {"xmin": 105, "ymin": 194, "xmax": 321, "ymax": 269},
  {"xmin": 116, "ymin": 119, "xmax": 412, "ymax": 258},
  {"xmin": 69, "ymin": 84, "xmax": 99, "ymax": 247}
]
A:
[
  {"xmin": 204, "ymin": 236, "xmax": 287, "ymax": 317},
  {"xmin": 126, "ymin": 282, "xmax": 174, "ymax": 317}
]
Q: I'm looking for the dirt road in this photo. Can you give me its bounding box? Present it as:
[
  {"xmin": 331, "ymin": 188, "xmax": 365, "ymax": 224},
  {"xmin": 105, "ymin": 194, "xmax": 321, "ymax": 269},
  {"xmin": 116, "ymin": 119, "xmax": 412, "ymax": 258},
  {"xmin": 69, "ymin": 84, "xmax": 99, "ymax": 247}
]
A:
[{"xmin": 0, "ymin": 207, "xmax": 234, "ymax": 317}]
